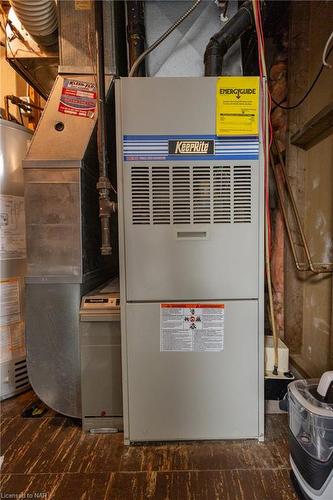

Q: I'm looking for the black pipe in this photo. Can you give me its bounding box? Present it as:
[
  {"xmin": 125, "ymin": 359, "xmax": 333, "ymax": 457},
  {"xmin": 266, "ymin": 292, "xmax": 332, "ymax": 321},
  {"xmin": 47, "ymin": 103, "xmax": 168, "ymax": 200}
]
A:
[
  {"xmin": 126, "ymin": 1, "xmax": 146, "ymax": 77},
  {"xmin": 204, "ymin": 0, "xmax": 254, "ymax": 76},
  {"xmin": 95, "ymin": 0, "xmax": 108, "ymax": 178},
  {"xmin": 95, "ymin": 0, "xmax": 113, "ymax": 255}
]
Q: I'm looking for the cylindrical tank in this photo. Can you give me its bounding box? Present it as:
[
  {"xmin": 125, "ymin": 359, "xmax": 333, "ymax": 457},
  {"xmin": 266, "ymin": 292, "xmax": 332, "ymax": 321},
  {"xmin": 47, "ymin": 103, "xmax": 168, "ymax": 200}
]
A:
[{"xmin": 0, "ymin": 119, "xmax": 32, "ymax": 399}]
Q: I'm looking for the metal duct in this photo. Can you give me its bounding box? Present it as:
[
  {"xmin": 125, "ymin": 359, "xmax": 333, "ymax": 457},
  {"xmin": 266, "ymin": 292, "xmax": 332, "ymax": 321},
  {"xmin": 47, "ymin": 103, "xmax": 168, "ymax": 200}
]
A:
[{"xmin": 9, "ymin": 0, "xmax": 58, "ymax": 48}]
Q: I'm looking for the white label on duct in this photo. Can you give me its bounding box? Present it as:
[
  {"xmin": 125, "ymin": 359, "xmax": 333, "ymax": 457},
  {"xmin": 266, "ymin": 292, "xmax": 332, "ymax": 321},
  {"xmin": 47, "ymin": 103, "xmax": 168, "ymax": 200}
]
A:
[
  {"xmin": 0, "ymin": 279, "xmax": 25, "ymax": 362},
  {"xmin": 0, "ymin": 279, "xmax": 21, "ymax": 326},
  {"xmin": 160, "ymin": 303, "xmax": 224, "ymax": 352},
  {"xmin": 0, "ymin": 322, "xmax": 25, "ymax": 363},
  {"xmin": 0, "ymin": 195, "xmax": 26, "ymax": 260}
]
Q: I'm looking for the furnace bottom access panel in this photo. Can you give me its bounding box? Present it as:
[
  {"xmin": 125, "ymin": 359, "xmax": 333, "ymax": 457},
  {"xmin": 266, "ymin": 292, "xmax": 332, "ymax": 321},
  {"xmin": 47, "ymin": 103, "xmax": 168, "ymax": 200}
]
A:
[
  {"xmin": 80, "ymin": 278, "xmax": 123, "ymax": 432},
  {"xmin": 116, "ymin": 77, "xmax": 264, "ymax": 443}
]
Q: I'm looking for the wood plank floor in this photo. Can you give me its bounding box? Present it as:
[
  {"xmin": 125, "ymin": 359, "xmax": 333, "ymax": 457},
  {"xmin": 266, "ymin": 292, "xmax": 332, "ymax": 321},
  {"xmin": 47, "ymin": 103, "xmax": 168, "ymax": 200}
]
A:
[{"xmin": 0, "ymin": 390, "xmax": 299, "ymax": 500}]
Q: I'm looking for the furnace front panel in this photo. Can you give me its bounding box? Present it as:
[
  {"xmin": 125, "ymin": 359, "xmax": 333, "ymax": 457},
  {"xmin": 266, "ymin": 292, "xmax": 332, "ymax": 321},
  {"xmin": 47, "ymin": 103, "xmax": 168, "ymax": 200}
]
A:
[{"xmin": 116, "ymin": 77, "xmax": 264, "ymax": 443}]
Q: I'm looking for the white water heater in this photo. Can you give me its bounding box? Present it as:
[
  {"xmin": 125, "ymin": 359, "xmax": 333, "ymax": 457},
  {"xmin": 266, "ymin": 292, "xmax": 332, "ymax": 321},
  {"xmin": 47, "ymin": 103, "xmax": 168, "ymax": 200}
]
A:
[
  {"xmin": 116, "ymin": 77, "xmax": 264, "ymax": 443},
  {"xmin": 0, "ymin": 119, "xmax": 32, "ymax": 400}
]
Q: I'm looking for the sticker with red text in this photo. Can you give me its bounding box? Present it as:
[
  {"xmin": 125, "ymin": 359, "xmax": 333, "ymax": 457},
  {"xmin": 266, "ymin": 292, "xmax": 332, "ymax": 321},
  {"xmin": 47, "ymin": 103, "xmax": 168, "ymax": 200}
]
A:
[
  {"xmin": 58, "ymin": 79, "xmax": 96, "ymax": 118},
  {"xmin": 160, "ymin": 304, "xmax": 224, "ymax": 352}
]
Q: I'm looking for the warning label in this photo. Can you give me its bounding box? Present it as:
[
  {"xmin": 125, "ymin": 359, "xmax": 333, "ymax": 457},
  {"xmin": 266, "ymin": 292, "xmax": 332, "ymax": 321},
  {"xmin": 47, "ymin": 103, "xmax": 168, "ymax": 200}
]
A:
[
  {"xmin": 58, "ymin": 79, "xmax": 96, "ymax": 118},
  {"xmin": 0, "ymin": 322, "xmax": 25, "ymax": 363},
  {"xmin": 0, "ymin": 278, "xmax": 25, "ymax": 362},
  {"xmin": 160, "ymin": 304, "xmax": 224, "ymax": 352},
  {"xmin": 75, "ymin": 0, "xmax": 91, "ymax": 9},
  {"xmin": 0, "ymin": 195, "xmax": 26, "ymax": 260},
  {"xmin": 216, "ymin": 76, "xmax": 259, "ymax": 136},
  {"xmin": 0, "ymin": 278, "xmax": 22, "ymax": 326}
]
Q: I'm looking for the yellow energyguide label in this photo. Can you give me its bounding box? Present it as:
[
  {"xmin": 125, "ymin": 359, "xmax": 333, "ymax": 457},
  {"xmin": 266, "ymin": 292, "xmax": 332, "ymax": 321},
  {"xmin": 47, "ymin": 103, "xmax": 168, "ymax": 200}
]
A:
[{"xmin": 216, "ymin": 76, "xmax": 260, "ymax": 136}]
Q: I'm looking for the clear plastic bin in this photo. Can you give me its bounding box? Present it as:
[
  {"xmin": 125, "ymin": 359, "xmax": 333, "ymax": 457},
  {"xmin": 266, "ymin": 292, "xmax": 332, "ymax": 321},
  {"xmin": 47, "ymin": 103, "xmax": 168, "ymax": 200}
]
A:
[{"xmin": 288, "ymin": 379, "xmax": 333, "ymax": 462}]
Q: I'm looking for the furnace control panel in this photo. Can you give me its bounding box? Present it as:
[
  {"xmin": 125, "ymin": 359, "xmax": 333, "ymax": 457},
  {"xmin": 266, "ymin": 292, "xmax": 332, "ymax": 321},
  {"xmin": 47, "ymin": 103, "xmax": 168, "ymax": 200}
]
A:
[
  {"xmin": 80, "ymin": 277, "xmax": 120, "ymax": 320},
  {"xmin": 82, "ymin": 296, "xmax": 120, "ymax": 310}
]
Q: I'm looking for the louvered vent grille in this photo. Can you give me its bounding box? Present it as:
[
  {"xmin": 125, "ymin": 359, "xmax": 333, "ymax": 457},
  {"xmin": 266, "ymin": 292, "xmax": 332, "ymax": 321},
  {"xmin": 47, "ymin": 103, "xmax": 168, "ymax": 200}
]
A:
[
  {"xmin": 152, "ymin": 166, "xmax": 170, "ymax": 224},
  {"xmin": 131, "ymin": 165, "xmax": 252, "ymax": 225},
  {"xmin": 213, "ymin": 166, "xmax": 232, "ymax": 223},
  {"xmin": 131, "ymin": 166, "xmax": 150, "ymax": 224},
  {"xmin": 233, "ymin": 166, "xmax": 252, "ymax": 223},
  {"xmin": 14, "ymin": 358, "xmax": 29, "ymax": 390},
  {"xmin": 172, "ymin": 167, "xmax": 191, "ymax": 224},
  {"xmin": 193, "ymin": 167, "xmax": 211, "ymax": 224}
]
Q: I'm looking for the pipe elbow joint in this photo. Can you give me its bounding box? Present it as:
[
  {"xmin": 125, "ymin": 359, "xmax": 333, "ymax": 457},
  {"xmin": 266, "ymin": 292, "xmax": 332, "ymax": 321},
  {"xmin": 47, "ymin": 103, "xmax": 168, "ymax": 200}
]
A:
[{"xmin": 204, "ymin": 37, "xmax": 226, "ymax": 76}]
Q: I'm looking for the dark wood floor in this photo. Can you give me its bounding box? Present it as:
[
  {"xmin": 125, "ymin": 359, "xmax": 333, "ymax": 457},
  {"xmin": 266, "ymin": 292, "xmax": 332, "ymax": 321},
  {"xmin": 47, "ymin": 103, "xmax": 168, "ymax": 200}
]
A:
[{"xmin": 0, "ymin": 390, "xmax": 298, "ymax": 500}]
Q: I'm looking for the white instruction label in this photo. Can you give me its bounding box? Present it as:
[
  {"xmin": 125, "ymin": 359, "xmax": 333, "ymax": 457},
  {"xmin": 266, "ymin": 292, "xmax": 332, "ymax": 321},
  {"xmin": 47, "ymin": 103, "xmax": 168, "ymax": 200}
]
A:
[
  {"xmin": 0, "ymin": 278, "xmax": 25, "ymax": 362},
  {"xmin": 0, "ymin": 195, "xmax": 26, "ymax": 260},
  {"xmin": 0, "ymin": 322, "xmax": 25, "ymax": 363},
  {"xmin": 160, "ymin": 303, "xmax": 224, "ymax": 352},
  {"xmin": 0, "ymin": 279, "xmax": 21, "ymax": 326}
]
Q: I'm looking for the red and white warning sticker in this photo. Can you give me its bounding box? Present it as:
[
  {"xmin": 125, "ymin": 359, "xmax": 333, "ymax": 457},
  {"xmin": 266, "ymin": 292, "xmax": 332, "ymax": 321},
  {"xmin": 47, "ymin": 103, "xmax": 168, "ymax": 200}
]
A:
[
  {"xmin": 58, "ymin": 79, "xmax": 96, "ymax": 118},
  {"xmin": 160, "ymin": 303, "xmax": 224, "ymax": 352}
]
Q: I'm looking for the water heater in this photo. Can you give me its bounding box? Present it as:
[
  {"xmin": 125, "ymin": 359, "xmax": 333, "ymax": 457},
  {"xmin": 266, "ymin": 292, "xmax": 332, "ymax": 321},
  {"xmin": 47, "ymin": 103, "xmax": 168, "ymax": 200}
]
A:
[{"xmin": 116, "ymin": 77, "xmax": 264, "ymax": 443}]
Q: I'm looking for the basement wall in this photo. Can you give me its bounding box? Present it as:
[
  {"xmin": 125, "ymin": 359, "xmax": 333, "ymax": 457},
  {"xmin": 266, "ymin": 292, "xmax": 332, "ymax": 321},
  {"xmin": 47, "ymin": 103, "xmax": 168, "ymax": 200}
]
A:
[{"xmin": 285, "ymin": 0, "xmax": 333, "ymax": 376}]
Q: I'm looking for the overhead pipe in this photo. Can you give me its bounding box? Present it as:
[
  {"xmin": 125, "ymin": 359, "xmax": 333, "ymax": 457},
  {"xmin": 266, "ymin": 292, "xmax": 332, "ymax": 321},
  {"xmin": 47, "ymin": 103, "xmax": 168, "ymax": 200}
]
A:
[
  {"xmin": 204, "ymin": 0, "xmax": 254, "ymax": 76},
  {"xmin": 95, "ymin": 0, "xmax": 116, "ymax": 256},
  {"xmin": 9, "ymin": 0, "xmax": 58, "ymax": 48},
  {"xmin": 126, "ymin": 1, "xmax": 146, "ymax": 77}
]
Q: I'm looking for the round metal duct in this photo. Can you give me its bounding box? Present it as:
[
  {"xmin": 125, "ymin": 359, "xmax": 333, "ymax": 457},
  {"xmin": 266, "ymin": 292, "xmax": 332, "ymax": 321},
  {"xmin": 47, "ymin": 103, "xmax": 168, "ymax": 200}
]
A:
[{"xmin": 9, "ymin": 0, "xmax": 58, "ymax": 47}]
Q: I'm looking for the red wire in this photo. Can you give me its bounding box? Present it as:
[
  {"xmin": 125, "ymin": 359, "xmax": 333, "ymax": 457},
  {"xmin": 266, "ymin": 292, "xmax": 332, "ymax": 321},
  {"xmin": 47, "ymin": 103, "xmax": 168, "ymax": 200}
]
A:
[
  {"xmin": 257, "ymin": 2, "xmax": 274, "ymax": 252},
  {"xmin": 253, "ymin": 0, "xmax": 272, "ymax": 255}
]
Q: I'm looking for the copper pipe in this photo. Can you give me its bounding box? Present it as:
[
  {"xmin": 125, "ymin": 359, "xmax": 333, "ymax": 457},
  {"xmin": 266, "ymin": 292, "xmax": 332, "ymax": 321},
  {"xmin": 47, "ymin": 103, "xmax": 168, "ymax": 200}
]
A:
[
  {"xmin": 270, "ymin": 153, "xmax": 308, "ymax": 272},
  {"xmin": 270, "ymin": 143, "xmax": 333, "ymax": 274}
]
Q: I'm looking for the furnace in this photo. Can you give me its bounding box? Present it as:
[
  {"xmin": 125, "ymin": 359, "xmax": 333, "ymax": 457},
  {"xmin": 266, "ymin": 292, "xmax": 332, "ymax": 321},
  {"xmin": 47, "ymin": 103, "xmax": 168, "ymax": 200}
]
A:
[{"xmin": 116, "ymin": 76, "xmax": 265, "ymax": 443}]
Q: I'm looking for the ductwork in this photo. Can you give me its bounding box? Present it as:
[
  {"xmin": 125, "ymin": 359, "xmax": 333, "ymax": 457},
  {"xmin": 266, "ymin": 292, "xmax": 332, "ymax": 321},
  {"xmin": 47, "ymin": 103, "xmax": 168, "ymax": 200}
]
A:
[
  {"xmin": 204, "ymin": 0, "xmax": 254, "ymax": 76},
  {"xmin": 9, "ymin": 0, "xmax": 58, "ymax": 48}
]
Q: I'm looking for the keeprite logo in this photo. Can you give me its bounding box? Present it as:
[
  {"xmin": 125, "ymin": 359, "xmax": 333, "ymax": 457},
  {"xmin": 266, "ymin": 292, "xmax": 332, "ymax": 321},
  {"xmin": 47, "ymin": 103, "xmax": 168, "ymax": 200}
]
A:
[
  {"xmin": 169, "ymin": 140, "xmax": 214, "ymax": 155},
  {"xmin": 220, "ymin": 88, "xmax": 256, "ymax": 99}
]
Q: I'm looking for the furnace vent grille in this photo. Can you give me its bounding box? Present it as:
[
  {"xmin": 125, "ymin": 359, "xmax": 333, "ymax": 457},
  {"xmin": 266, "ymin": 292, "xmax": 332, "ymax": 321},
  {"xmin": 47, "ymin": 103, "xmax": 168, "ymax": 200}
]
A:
[
  {"xmin": 173, "ymin": 167, "xmax": 191, "ymax": 224},
  {"xmin": 131, "ymin": 166, "xmax": 150, "ymax": 224},
  {"xmin": 193, "ymin": 166, "xmax": 211, "ymax": 224},
  {"xmin": 152, "ymin": 167, "xmax": 171, "ymax": 224},
  {"xmin": 213, "ymin": 166, "xmax": 232, "ymax": 223},
  {"xmin": 233, "ymin": 166, "xmax": 252, "ymax": 223},
  {"xmin": 14, "ymin": 359, "xmax": 29, "ymax": 390},
  {"xmin": 131, "ymin": 165, "xmax": 252, "ymax": 225}
]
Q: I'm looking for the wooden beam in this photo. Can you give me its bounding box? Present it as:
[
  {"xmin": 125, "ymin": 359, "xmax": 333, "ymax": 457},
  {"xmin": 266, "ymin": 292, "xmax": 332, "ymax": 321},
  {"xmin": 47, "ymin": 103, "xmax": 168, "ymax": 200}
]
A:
[{"xmin": 291, "ymin": 103, "xmax": 333, "ymax": 150}]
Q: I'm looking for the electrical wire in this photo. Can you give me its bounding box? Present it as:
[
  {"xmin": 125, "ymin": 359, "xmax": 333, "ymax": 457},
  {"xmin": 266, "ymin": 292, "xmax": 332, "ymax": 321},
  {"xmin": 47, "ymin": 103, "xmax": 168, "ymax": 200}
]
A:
[
  {"xmin": 129, "ymin": 0, "xmax": 202, "ymax": 77},
  {"xmin": 323, "ymin": 31, "xmax": 333, "ymax": 68},
  {"xmin": 252, "ymin": 0, "xmax": 279, "ymax": 374},
  {"xmin": 271, "ymin": 44, "xmax": 333, "ymax": 111}
]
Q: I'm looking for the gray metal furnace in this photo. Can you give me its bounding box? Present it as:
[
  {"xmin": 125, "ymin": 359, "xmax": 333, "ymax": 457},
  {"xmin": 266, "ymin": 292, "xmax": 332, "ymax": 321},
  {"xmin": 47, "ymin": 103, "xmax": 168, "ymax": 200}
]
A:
[
  {"xmin": 116, "ymin": 77, "xmax": 265, "ymax": 443},
  {"xmin": 80, "ymin": 278, "xmax": 122, "ymax": 432}
]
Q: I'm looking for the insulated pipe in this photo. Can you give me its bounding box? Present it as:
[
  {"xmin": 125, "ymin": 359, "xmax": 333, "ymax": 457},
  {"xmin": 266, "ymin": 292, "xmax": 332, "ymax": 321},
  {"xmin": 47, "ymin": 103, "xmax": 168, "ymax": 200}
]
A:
[
  {"xmin": 9, "ymin": 0, "xmax": 58, "ymax": 48},
  {"xmin": 204, "ymin": 0, "xmax": 254, "ymax": 76},
  {"xmin": 126, "ymin": 1, "xmax": 146, "ymax": 77}
]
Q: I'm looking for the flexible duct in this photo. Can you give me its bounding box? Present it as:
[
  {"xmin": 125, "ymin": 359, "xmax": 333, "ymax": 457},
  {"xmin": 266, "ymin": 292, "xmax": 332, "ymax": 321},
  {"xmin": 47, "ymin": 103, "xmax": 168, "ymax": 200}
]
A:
[
  {"xmin": 204, "ymin": 0, "xmax": 254, "ymax": 76},
  {"xmin": 10, "ymin": 0, "xmax": 58, "ymax": 48}
]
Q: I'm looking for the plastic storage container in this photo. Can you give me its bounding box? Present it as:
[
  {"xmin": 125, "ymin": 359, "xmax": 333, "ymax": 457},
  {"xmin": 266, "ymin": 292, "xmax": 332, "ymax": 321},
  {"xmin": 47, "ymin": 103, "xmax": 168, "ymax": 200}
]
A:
[{"xmin": 288, "ymin": 379, "xmax": 333, "ymax": 462}]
